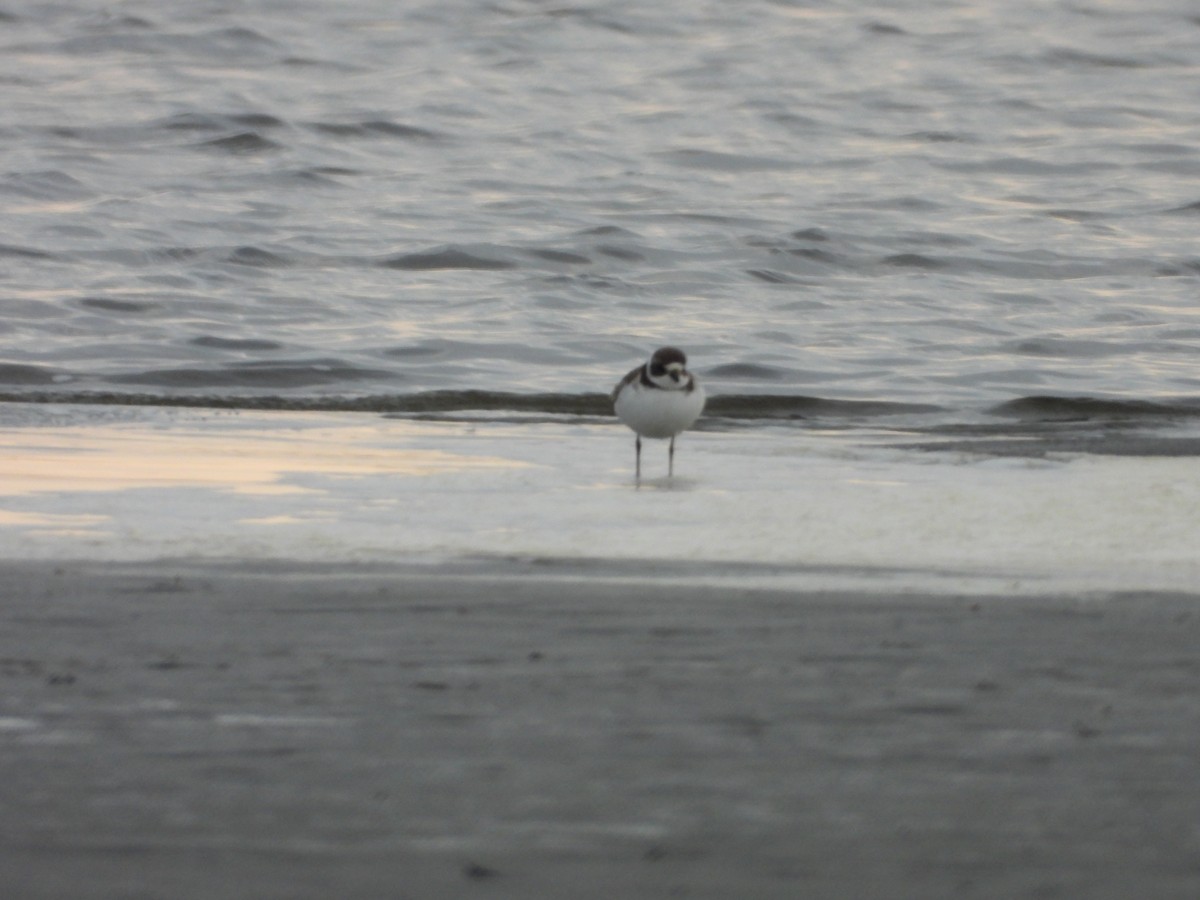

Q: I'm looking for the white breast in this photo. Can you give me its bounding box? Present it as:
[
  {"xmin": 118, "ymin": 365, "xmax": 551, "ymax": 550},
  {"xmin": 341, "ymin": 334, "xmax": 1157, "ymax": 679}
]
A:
[{"xmin": 614, "ymin": 381, "xmax": 706, "ymax": 439}]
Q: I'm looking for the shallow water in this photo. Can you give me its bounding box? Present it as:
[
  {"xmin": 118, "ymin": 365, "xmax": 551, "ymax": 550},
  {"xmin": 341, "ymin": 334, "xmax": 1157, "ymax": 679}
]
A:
[
  {"xmin": 2, "ymin": 1, "xmax": 1200, "ymax": 424},
  {"xmin": 3, "ymin": 403, "xmax": 1198, "ymax": 593},
  {"xmin": 2, "ymin": 0, "xmax": 1200, "ymax": 436}
]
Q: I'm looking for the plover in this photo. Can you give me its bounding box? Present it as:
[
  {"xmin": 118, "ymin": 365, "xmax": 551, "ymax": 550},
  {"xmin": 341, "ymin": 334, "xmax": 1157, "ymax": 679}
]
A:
[{"xmin": 612, "ymin": 346, "xmax": 705, "ymax": 482}]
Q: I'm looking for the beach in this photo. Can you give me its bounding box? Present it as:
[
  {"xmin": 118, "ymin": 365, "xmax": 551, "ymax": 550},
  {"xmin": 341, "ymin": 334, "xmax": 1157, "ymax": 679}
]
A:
[
  {"xmin": 2, "ymin": 406, "xmax": 1199, "ymax": 898},
  {"xmin": 2, "ymin": 559, "xmax": 1198, "ymax": 899},
  {"xmin": 6, "ymin": 2, "xmax": 1200, "ymax": 896}
]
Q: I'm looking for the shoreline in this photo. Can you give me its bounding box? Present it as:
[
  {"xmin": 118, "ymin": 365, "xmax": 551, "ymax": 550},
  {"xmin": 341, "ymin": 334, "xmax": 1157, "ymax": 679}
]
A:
[
  {"xmin": 1, "ymin": 405, "xmax": 1198, "ymax": 595},
  {"xmin": 2, "ymin": 559, "xmax": 1198, "ymax": 898}
]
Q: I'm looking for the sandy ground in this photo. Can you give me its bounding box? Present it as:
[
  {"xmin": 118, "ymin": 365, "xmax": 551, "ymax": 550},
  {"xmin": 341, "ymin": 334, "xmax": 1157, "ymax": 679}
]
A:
[{"xmin": 1, "ymin": 559, "xmax": 1198, "ymax": 899}]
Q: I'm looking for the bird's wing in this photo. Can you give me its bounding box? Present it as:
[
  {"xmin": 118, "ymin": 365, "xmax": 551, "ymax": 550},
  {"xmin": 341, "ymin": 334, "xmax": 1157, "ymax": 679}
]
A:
[{"xmin": 611, "ymin": 365, "xmax": 643, "ymax": 403}]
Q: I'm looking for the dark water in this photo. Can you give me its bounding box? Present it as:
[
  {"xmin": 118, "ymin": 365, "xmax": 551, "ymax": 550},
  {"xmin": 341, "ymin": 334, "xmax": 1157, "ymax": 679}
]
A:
[{"xmin": 2, "ymin": 1, "xmax": 1199, "ymax": 428}]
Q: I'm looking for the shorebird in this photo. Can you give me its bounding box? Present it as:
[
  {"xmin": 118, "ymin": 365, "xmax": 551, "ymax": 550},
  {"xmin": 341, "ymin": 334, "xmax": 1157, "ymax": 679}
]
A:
[{"xmin": 611, "ymin": 346, "xmax": 705, "ymax": 482}]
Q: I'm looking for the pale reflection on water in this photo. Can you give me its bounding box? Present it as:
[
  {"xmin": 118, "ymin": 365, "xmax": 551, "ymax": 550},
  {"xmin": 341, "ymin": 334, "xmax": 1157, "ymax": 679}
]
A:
[
  {"xmin": 0, "ymin": 417, "xmax": 528, "ymax": 499},
  {"xmin": 0, "ymin": 407, "xmax": 1197, "ymax": 596},
  {"xmin": 0, "ymin": 411, "xmax": 540, "ymax": 548},
  {"xmin": 0, "ymin": 509, "xmax": 110, "ymax": 530}
]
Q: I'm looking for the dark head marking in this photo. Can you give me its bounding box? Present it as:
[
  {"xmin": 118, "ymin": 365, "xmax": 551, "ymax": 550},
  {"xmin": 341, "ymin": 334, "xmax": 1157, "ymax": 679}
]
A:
[{"xmin": 649, "ymin": 346, "xmax": 688, "ymax": 377}]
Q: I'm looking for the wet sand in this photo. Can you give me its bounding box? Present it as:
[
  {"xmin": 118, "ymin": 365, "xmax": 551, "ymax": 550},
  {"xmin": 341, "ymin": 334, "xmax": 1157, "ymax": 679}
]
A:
[{"xmin": 1, "ymin": 559, "xmax": 1198, "ymax": 899}]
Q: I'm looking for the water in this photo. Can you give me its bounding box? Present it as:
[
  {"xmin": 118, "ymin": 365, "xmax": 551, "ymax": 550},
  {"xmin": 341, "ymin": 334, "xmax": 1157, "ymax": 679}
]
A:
[{"xmin": 3, "ymin": 0, "xmax": 1200, "ymax": 425}]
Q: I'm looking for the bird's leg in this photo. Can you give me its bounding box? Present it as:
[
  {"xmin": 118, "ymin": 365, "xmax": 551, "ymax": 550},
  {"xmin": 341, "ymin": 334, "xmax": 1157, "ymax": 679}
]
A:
[
  {"xmin": 668, "ymin": 436, "xmax": 675, "ymax": 478},
  {"xmin": 635, "ymin": 435, "xmax": 642, "ymax": 484}
]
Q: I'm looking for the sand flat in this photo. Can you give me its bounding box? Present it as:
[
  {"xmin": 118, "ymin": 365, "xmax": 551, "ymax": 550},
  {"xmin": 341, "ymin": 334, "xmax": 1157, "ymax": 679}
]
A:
[{"xmin": 1, "ymin": 559, "xmax": 1197, "ymax": 899}]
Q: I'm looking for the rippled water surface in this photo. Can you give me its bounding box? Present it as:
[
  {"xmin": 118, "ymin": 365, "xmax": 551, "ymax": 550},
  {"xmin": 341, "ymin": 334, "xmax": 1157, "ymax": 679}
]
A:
[{"xmin": 3, "ymin": 0, "xmax": 1200, "ymax": 421}]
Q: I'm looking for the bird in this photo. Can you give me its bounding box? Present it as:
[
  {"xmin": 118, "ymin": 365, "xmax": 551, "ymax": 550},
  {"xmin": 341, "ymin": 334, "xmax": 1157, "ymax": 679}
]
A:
[{"xmin": 611, "ymin": 346, "xmax": 705, "ymax": 482}]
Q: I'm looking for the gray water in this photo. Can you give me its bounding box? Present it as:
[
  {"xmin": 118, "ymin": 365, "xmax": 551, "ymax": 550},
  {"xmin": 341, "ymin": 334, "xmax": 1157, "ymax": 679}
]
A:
[{"xmin": 3, "ymin": 0, "xmax": 1200, "ymax": 425}]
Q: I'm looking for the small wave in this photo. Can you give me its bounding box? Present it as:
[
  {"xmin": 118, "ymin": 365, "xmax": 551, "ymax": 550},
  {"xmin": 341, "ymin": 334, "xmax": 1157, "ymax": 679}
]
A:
[
  {"xmin": 596, "ymin": 245, "xmax": 644, "ymax": 261},
  {"xmin": 786, "ymin": 247, "xmax": 844, "ymax": 266},
  {"xmin": 746, "ymin": 269, "xmax": 808, "ymax": 284},
  {"xmin": 1043, "ymin": 209, "xmax": 1108, "ymax": 222},
  {"xmin": 1043, "ymin": 48, "xmax": 1154, "ymax": 70},
  {"xmin": 1003, "ymin": 338, "xmax": 1126, "ymax": 359},
  {"xmin": 11, "ymin": 390, "xmax": 1197, "ymax": 425},
  {"xmin": 197, "ymin": 132, "xmax": 283, "ymax": 154},
  {"xmin": 61, "ymin": 26, "xmax": 279, "ymax": 59},
  {"xmin": 1, "ymin": 170, "xmax": 92, "ymax": 201},
  {"xmin": 790, "ymin": 228, "xmax": 830, "ymax": 242},
  {"xmin": 231, "ymin": 112, "xmax": 285, "ymax": 129},
  {"xmin": 268, "ymin": 168, "xmax": 350, "ymax": 188},
  {"xmin": 157, "ymin": 113, "xmax": 229, "ymax": 133},
  {"xmin": 830, "ymin": 195, "xmax": 943, "ymax": 212},
  {"xmin": 937, "ymin": 156, "xmax": 1121, "ymax": 176},
  {"xmin": 706, "ymin": 363, "xmax": 790, "ymax": 381},
  {"xmin": 110, "ymin": 361, "xmax": 395, "ymax": 390},
  {"xmin": 0, "ymin": 243, "xmax": 54, "ymax": 260},
  {"xmin": 990, "ymin": 396, "xmax": 1200, "ymax": 420},
  {"xmin": 0, "ymin": 389, "xmax": 940, "ymax": 420},
  {"xmin": 0, "ymin": 364, "xmax": 65, "ymax": 386},
  {"xmin": 381, "ymin": 247, "xmax": 515, "ymax": 271},
  {"xmin": 79, "ymin": 297, "xmax": 157, "ymax": 314},
  {"xmin": 904, "ymin": 130, "xmax": 970, "ymax": 144},
  {"xmin": 224, "ymin": 246, "xmax": 294, "ymax": 267},
  {"xmin": 707, "ymin": 396, "xmax": 943, "ymax": 419},
  {"xmin": 190, "ymin": 336, "xmax": 284, "ymax": 351},
  {"xmin": 863, "ymin": 21, "xmax": 907, "ymax": 36},
  {"xmin": 882, "ymin": 253, "xmax": 945, "ymax": 270},
  {"xmin": 156, "ymin": 112, "xmax": 284, "ymax": 133},
  {"xmin": 904, "ymin": 433, "xmax": 1200, "ymax": 459},
  {"xmin": 577, "ymin": 225, "xmax": 638, "ymax": 238},
  {"xmin": 526, "ymin": 249, "xmax": 592, "ymax": 265},
  {"xmin": 308, "ymin": 120, "xmax": 441, "ymax": 141}
]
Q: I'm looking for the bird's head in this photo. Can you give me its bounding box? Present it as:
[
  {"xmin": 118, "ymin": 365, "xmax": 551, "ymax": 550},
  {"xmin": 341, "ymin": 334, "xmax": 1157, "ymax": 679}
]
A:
[{"xmin": 648, "ymin": 346, "xmax": 691, "ymax": 389}]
